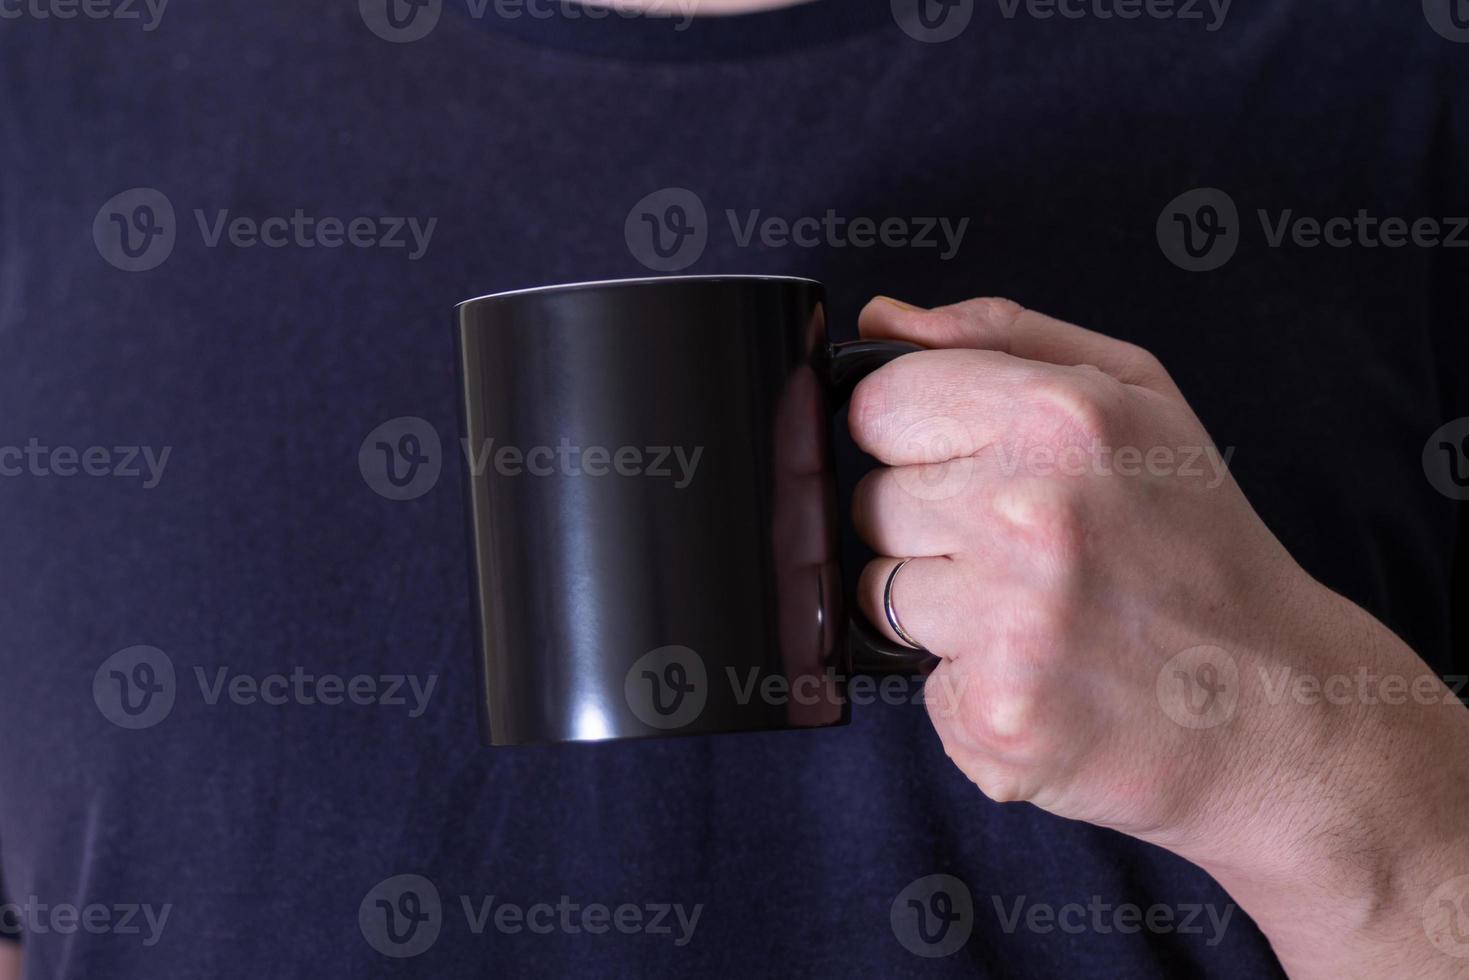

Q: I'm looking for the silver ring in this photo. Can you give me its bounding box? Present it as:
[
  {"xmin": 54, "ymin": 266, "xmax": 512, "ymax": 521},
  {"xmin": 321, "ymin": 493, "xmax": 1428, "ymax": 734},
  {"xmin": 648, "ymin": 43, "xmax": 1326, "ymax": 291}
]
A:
[{"xmin": 883, "ymin": 558, "xmax": 926, "ymax": 651}]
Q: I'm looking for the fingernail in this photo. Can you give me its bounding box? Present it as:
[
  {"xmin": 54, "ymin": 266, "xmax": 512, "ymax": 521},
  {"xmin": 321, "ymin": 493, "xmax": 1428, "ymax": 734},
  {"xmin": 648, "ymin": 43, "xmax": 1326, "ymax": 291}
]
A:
[{"xmin": 875, "ymin": 295, "xmax": 924, "ymax": 312}]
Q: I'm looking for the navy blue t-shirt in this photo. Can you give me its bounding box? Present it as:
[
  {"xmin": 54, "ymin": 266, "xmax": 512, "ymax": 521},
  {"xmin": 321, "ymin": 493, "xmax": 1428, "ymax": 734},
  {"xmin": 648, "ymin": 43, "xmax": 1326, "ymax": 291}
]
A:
[{"xmin": 1, "ymin": 1, "xmax": 1466, "ymax": 976}]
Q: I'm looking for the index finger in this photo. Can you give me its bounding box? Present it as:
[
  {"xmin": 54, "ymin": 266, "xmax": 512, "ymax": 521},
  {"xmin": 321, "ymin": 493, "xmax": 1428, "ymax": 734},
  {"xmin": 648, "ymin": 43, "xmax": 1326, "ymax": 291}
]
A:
[{"xmin": 860, "ymin": 296, "xmax": 1181, "ymax": 398}]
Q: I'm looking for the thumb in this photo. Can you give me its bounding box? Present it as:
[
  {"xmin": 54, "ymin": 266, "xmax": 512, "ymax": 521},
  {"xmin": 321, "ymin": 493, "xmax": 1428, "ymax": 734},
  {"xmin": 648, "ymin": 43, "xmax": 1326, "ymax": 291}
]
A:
[{"xmin": 857, "ymin": 295, "xmax": 1180, "ymax": 397}]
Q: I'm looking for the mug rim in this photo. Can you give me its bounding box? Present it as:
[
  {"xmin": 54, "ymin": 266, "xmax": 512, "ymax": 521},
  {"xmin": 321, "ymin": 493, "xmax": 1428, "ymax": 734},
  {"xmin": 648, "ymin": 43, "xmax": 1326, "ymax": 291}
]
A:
[{"xmin": 456, "ymin": 274, "xmax": 821, "ymax": 309}]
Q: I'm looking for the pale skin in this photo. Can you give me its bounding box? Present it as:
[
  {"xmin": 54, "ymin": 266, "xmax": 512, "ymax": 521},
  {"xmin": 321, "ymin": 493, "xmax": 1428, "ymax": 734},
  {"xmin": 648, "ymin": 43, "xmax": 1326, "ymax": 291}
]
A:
[{"xmin": 846, "ymin": 294, "xmax": 1469, "ymax": 977}]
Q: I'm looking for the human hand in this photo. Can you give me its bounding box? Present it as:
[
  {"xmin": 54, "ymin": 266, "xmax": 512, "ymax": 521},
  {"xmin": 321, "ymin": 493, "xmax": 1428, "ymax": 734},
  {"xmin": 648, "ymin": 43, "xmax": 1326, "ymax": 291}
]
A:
[{"xmin": 849, "ymin": 295, "xmax": 1469, "ymax": 978}]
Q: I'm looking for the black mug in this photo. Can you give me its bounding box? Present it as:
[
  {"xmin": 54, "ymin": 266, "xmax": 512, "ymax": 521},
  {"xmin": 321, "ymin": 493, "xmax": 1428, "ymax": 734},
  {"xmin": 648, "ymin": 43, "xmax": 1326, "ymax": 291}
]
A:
[{"xmin": 456, "ymin": 275, "xmax": 936, "ymax": 746}]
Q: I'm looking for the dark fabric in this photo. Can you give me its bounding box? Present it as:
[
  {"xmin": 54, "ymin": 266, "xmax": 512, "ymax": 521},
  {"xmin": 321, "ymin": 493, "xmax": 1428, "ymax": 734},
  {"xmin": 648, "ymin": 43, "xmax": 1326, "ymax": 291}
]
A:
[
  {"xmin": 0, "ymin": 853, "xmax": 11, "ymax": 946},
  {"xmin": 0, "ymin": 1, "xmax": 1463, "ymax": 976}
]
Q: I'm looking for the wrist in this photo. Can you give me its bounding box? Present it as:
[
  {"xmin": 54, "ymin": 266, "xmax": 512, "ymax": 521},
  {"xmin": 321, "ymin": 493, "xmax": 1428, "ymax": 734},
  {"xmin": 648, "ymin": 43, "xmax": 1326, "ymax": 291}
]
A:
[{"xmin": 1166, "ymin": 582, "xmax": 1469, "ymax": 975}]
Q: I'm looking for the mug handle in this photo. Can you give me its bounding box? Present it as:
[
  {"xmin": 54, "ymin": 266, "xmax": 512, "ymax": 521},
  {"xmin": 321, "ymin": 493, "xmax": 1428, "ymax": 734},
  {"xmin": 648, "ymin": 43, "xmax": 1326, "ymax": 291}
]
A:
[{"xmin": 821, "ymin": 339, "xmax": 942, "ymax": 677}]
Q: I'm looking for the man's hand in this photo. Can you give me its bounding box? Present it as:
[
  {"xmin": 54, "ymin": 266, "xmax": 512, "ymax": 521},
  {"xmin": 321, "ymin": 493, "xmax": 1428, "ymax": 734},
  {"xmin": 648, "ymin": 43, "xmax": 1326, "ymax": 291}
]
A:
[{"xmin": 849, "ymin": 295, "xmax": 1469, "ymax": 978}]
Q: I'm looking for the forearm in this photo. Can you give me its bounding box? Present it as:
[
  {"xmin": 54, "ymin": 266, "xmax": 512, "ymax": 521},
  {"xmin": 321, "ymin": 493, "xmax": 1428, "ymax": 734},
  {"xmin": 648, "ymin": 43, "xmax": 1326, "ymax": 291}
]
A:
[
  {"xmin": 0, "ymin": 941, "xmax": 18, "ymax": 980},
  {"xmin": 1168, "ymin": 584, "xmax": 1469, "ymax": 978}
]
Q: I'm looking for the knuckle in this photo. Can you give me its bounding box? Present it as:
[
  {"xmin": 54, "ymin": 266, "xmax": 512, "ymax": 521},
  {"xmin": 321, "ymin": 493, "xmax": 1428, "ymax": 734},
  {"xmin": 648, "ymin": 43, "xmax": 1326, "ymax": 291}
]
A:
[
  {"xmin": 979, "ymin": 778, "xmax": 1027, "ymax": 805},
  {"xmin": 964, "ymin": 296, "xmax": 1026, "ymax": 331},
  {"xmin": 848, "ymin": 372, "xmax": 896, "ymax": 452},
  {"xmin": 970, "ymin": 764, "xmax": 1032, "ymax": 805},
  {"xmin": 993, "ymin": 482, "xmax": 1087, "ymax": 562},
  {"xmin": 959, "ymin": 670, "xmax": 1047, "ymax": 757},
  {"xmin": 1118, "ymin": 340, "xmax": 1163, "ymax": 374},
  {"xmin": 1029, "ymin": 374, "xmax": 1124, "ymax": 448}
]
